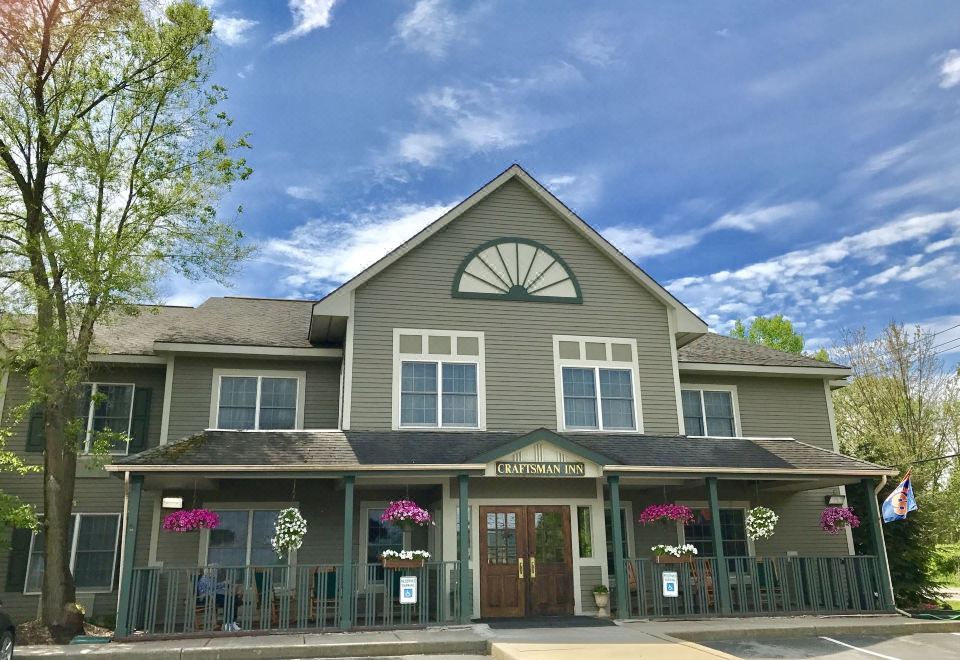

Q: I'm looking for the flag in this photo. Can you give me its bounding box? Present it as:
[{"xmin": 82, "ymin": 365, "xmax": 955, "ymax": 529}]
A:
[{"xmin": 882, "ymin": 471, "xmax": 917, "ymax": 523}]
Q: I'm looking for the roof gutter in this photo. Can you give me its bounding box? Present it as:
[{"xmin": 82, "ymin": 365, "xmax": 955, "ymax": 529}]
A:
[
  {"xmin": 679, "ymin": 362, "xmax": 851, "ymax": 378},
  {"xmin": 106, "ymin": 463, "xmax": 487, "ymax": 473}
]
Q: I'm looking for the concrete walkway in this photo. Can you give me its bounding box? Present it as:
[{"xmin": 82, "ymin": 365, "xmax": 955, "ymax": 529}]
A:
[{"xmin": 16, "ymin": 615, "xmax": 960, "ymax": 659}]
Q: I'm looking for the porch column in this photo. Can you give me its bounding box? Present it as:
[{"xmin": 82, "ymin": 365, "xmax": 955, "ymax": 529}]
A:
[
  {"xmin": 608, "ymin": 474, "xmax": 628, "ymax": 617},
  {"xmin": 457, "ymin": 473, "xmax": 471, "ymax": 623},
  {"xmin": 706, "ymin": 476, "xmax": 731, "ymax": 614},
  {"xmin": 861, "ymin": 478, "xmax": 896, "ymax": 610},
  {"xmin": 115, "ymin": 474, "xmax": 143, "ymax": 637},
  {"xmin": 339, "ymin": 474, "xmax": 355, "ymax": 630}
]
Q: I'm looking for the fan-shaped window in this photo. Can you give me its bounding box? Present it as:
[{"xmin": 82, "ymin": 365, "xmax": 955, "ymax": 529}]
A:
[{"xmin": 452, "ymin": 238, "xmax": 582, "ymax": 304}]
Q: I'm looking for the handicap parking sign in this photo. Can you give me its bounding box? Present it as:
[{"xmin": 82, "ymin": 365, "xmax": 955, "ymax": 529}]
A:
[
  {"xmin": 662, "ymin": 571, "xmax": 679, "ymax": 598},
  {"xmin": 399, "ymin": 576, "xmax": 418, "ymax": 604}
]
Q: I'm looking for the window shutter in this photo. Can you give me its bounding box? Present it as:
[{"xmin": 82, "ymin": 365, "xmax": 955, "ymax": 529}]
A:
[
  {"xmin": 5, "ymin": 527, "xmax": 33, "ymax": 591},
  {"xmin": 25, "ymin": 406, "xmax": 45, "ymax": 452},
  {"xmin": 128, "ymin": 388, "xmax": 152, "ymax": 454}
]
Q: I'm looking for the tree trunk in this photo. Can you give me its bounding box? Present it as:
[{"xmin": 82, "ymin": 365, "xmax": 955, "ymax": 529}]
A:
[{"xmin": 41, "ymin": 378, "xmax": 81, "ymax": 641}]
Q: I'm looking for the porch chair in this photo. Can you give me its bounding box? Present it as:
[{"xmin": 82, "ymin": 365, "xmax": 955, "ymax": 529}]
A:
[
  {"xmin": 194, "ymin": 599, "xmax": 222, "ymax": 631},
  {"xmin": 253, "ymin": 569, "xmax": 280, "ymax": 628},
  {"xmin": 689, "ymin": 557, "xmax": 716, "ymax": 610},
  {"xmin": 311, "ymin": 566, "xmax": 339, "ymax": 624}
]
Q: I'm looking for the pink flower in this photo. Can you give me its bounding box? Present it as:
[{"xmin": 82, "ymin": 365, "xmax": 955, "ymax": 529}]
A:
[
  {"xmin": 162, "ymin": 509, "xmax": 220, "ymax": 533},
  {"xmin": 819, "ymin": 506, "xmax": 860, "ymax": 534},
  {"xmin": 639, "ymin": 504, "xmax": 695, "ymax": 525},
  {"xmin": 381, "ymin": 500, "xmax": 432, "ymax": 527}
]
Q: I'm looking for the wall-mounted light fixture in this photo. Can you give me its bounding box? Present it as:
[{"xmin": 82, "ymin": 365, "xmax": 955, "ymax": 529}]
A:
[
  {"xmin": 825, "ymin": 494, "xmax": 846, "ymax": 506},
  {"xmin": 161, "ymin": 496, "xmax": 184, "ymax": 509}
]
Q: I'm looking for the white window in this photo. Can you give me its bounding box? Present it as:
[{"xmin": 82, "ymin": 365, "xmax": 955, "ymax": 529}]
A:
[
  {"xmin": 204, "ymin": 509, "xmax": 286, "ymax": 568},
  {"xmin": 393, "ymin": 329, "xmax": 485, "ymax": 430},
  {"xmin": 553, "ymin": 336, "xmax": 642, "ymax": 432},
  {"xmin": 210, "ymin": 370, "xmax": 306, "ymax": 430},
  {"xmin": 680, "ymin": 386, "xmax": 740, "ymax": 437},
  {"xmin": 79, "ymin": 383, "xmax": 135, "ymax": 454},
  {"xmin": 24, "ymin": 513, "xmax": 121, "ymax": 594}
]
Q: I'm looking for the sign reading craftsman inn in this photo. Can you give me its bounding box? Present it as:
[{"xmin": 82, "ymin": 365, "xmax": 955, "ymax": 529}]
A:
[{"xmin": 495, "ymin": 462, "xmax": 586, "ymax": 477}]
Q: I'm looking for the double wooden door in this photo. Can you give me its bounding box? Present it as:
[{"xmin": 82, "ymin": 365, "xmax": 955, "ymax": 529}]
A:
[{"xmin": 479, "ymin": 505, "xmax": 574, "ymax": 618}]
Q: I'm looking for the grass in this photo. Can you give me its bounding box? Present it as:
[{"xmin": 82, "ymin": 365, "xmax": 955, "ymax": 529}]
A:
[{"xmin": 945, "ymin": 599, "xmax": 960, "ymax": 610}]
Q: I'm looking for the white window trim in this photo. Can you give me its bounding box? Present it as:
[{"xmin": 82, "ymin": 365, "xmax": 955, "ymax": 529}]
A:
[
  {"xmin": 553, "ymin": 335, "xmax": 643, "ymax": 433},
  {"xmin": 392, "ymin": 329, "xmax": 486, "ymax": 431},
  {"xmin": 675, "ymin": 500, "xmax": 755, "ymax": 558},
  {"xmin": 24, "ymin": 513, "xmax": 122, "ymax": 595},
  {"xmin": 208, "ymin": 369, "xmax": 306, "ymax": 431},
  {"xmin": 680, "ymin": 384, "xmax": 741, "ymax": 437},
  {"xmin": 199, "ymin": 502, "xmax": 296, "ymax": 568},
  {"xmin": 81, "ymin": 382, "xmax": 136, "ymax": 456},
  {"xmin": 602, "ymin": 500, "xmax": 635, "ymax": 559}
]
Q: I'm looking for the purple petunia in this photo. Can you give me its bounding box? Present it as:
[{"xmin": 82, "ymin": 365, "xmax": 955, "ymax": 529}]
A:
[
  {"xmin": 162, "ymin": 509, "xmax": 220, "ymax": 533},
  {"xmin": 381, "ymin": 500, "xmax": 432, "ymax": 527},
  {"xmin": 639, "ymin": 503, "xmax": 695, "ymax": 525},
  {"xmin": 820, "ymin": 506, "xmax": 860, "ymax": 534}
]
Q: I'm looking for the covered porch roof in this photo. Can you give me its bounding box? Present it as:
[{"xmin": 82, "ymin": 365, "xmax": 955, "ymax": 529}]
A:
[{"xmin": 106, "ymin": 428, "xmax": 896, "ymax": 486}]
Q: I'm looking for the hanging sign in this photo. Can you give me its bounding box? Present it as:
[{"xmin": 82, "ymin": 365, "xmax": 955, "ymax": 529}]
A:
[
  {"xmin": 495, "ymin": 462, "xmax": 586, "ymax": 477},
  {"xmin": 399, "ymin": 576, "xmax": 418, "ymax": 604},
  {"xmin": 662, "ymin": 571, "xmax": 679, "ymax": 598}
]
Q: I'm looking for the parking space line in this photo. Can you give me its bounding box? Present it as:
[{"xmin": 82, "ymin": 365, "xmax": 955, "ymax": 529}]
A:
[{"xmin": 819, "ymin": 636, "xmax": 902, "ymax": 660}]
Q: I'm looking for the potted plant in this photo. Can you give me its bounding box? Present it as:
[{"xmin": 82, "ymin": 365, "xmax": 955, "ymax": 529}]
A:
[
  {"xmin": 381, "ymin": 549, "xmax": 430, "ymax": 569},
  {"xmin": 161, "ymin": 509, "xmax": 220, "ymax": 533},
  {"xmin": 592, "ymin": 584, "xmax": 610, "ymax": 618},
  {"xmin": 380, "ymin": 500, "xmax": 432, "ymax": 530},
  {"xmin": 745, "ymin": 506, "xmax": 779, "ymax": 540},
  {"xmin": 639, "ymin": 504, "xmax": 694, "ymax": 526},
  {"xmin": 271, "ymin": 507, "xmax": 307, "ymax": 558},
  {"xmin": 820, "ymin": 506, "xmax": 860, "ymax": 535},
  {"xmin": 651, "ymin": 543, "xmax": 698, "ymax": 564}
]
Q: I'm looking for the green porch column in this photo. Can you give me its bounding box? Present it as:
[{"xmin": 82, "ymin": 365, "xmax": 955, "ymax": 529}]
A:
[
  {"xmin": 457, "ymin": 474, "xmax": 471, "ymax": 623},
  {"xmin": 862, "ymin": 478, "xmax": 896, "ymax": 610},
  {"xmin": 608, "ymin": 474, "xmax": 629, "ymax": 617},
  {"xmin": 115, "ymin": 474, "xmax": 143, "ymax": 637},
  {"xmin": 706, "ymin": 476, "xmax": 731, "ymax": 614},
  {"xmin": 340, "ymin": 474, "xmax": 355, "ymax": 630}
]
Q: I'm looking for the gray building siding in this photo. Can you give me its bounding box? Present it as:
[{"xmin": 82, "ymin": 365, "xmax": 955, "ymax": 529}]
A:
[
  {"xmin": 166, "ymin": 356, "xmax": 341, "ymax": 442},
  {"xmin": 351, "ymin": 179, "xmax": 679, "ymax": 433}
]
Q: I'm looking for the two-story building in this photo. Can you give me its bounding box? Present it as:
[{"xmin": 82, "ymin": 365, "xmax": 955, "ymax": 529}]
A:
[{"xmin": 0, "ymin": 165, "xmax": 896, "ymax": 636}]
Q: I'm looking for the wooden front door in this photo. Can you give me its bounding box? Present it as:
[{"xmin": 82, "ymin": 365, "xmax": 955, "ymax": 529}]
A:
[{"xmin": 479, "ymin": 506, "xmax": 574, "ymax": 618}]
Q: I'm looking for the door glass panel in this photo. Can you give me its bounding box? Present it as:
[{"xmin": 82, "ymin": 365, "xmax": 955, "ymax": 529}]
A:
[
  {"xmin": 485, "ymin": 511, "xmax": 518, "ymax": 564},
  {"xmin": 533, "ymin": 511, "xmax": 565, "ymax": 563}
]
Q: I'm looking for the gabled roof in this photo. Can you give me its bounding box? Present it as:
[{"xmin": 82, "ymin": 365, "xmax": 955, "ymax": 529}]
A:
[
  {"xmin": 110, "ymin": 429, "xmax": 895, "ymax": 478},
  {"xmin": 678, "ymin": 333, "xmax": 849, "ymax": 371},
  {"xmin": 311, "ymin": 164, "xmax": 708, "ymax": 335}
]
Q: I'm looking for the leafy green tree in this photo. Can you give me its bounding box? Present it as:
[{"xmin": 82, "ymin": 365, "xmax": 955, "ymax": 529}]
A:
[
  {"xmin": 730, "ymin": 314, "xmax": 830, "ymax": 361},
  {"xmin": 0, "ymin": 0, "xmax": 250, "ymax": 636}
]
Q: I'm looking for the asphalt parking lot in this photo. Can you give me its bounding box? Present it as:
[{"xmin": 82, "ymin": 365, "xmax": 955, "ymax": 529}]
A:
[{"xmin": 704, "ymin": 632, "xmax": 960, "ymax": 659}]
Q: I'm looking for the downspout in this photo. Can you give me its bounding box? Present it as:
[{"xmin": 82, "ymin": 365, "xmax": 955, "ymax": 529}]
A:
[{"xmin": 873, "ymin": 475, "xmax": 887, "ymax": 495}]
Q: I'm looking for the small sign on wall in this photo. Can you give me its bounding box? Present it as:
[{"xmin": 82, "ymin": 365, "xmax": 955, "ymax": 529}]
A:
[
  {"xmin": 662, "ymin": 571, "xmax": 679, "ymax": 598},
  {"xmin": 399, "ymin": 576, "xmax": 418, "ymax": 604}
]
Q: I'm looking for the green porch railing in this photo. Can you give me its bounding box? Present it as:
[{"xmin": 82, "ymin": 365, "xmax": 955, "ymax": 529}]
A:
[
  {"xmin": 621, "ymin": 555, "xmax": 889, "ymax": 619},
  {"xmin": 123, "ymin": 561, "xmax": 463, "ymax": 636}
]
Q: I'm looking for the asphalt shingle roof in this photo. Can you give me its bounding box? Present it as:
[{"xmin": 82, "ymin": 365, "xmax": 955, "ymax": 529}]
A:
[
  {"xmin": 678, "ymin": 333, "xmax": 847, "ymax": 369},
  {"xmin": 114, "ymin": 429, "xmax": 891, "ymax": 476}
]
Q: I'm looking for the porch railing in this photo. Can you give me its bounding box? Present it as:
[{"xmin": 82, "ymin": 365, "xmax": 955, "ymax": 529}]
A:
[
  {"xmin": 621, "ymin": 555, "xmax": 888, "ymax": 618},
  {"xmin": 125, "ymin": 561, "xmax": 462, "ymax": 635}
]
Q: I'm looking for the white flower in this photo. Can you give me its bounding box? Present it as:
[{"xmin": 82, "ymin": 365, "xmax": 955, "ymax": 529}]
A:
[
  {"xmin": 651, "ymin": 543, "xmax": 698, "ymax": 557},
  {"xmin": 745, "ymin": 506, "xmax": 779, "ymax": 540},
  {"xmin": 271, "ymin": 508, "xmax": 307, "ymax": 558},
  {"xmin": 381, "ymin": 549, "xmax": 430, "ymax": 560}
]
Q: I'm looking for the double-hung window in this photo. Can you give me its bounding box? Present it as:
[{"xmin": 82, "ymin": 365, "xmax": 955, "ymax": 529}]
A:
[
  {"xmin": 206, "ymin": 509, "xmax": 285, "ymax": 568},
  {"xmin": 682, "ymin": 507, "xmax": 750, "ymax": 558},
  {"xmin": 394, "ymin": 330, "xmax": 485, "ymax": 429},
  {"xmin": 24, "ymin": 513, "xmax": 121, "ymax": 593},
  {"xmin": 78, "ymin": 383, "xmax": 135, "ymax": 454},
  {"xmin": 212, "ymin": 371, "xmax": 304, "ymax": 430},
  {"xmin": 681, "ymin": 387, "xmax": 738, "ymax": 436},
  {"xmin": 554, "ymin": 336, "xmax": 640, "ymax": 432}
]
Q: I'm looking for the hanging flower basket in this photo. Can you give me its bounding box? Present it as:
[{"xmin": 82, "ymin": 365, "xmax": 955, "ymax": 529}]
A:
[
  {"xmin": 272, "ymin": 507, "xmax": 308, "ymax": 558},
  {"xmin": 639, "ymin": 504, "xmax": 694, "ymax": 526},
  {"xmin": 161, "ymin": 509, "xmax": 220, "ymax": 533},
  {"xmin": 820, "ymin": 506, "xmax": 860, "ymax": 535},
  {"xmin": 651, "ymin": 544, "xmax": 698, "ymax": 563},
  {"xmin": 380, "ymin": 500, "xmax": 432, "ymax": 530},
  {"xmin": 745, "ymin": 506, "xmax": 779, "ymax": 540},
  {"xmin": 381, "ymin": 549, "xmax": 430, "ymax": 569}
]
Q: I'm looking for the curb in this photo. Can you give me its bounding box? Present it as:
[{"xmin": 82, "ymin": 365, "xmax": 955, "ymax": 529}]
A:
[{"xmin": 666, "ymin": 618, "xmax": 960, "ymax": 642}]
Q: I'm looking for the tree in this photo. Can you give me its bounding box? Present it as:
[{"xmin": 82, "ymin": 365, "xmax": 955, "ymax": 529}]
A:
[
  {"xmin": 0, "ymin": 0, "xmax": 250, "ymax": 636},
  {"xmin": 834, "ymin": 323, "xmax": 959, "ymax": 605},
  {"xmin": 730, "ymin": 314, "xmax": 830, "ymax": 361}
]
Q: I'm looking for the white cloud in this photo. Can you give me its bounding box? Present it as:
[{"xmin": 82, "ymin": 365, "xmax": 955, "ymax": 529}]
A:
[
  {"xmin": 262, "ymin": 202, "xmax": 453, "ymax": 294},
  {"xmin": 569, "ymin": 30, "xmax": 617, "ymax": 67},
  {"xmin": 213, "ymin": 16, "xmax": 257, "ymax": 45},
  {"xmin": 600, "ymin": 226, "xmax": 702, "ymax": 260},
  {"xmin": 395, "ymin": 0, "xmax": 461, "ymax": 58},
  {"xmin": 274, "ymin": 0, "xmax": 338, "ymax": 44},
  {"xmin": 543, "ymin": 172, "xmax": 602, "ymax": 209},
  {"xmin": 382, "ymin": 63, "xmax": 582, "ymax": 169},
  {"xmin": 711, "ymin": 201, "xmax": 818, "ymax": 232},
  {"xmin": 939, "ymin": 49, "xmax": 960, "ymax": 89},
  {"xmin": 285, "ymin": 182, "xmax": 326, "ymax": 202}
]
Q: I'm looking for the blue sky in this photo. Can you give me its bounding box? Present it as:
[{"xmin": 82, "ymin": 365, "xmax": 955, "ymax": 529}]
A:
[{"xmin": 167, "ymin": 0, "xmax": 960, "ymax": 362}]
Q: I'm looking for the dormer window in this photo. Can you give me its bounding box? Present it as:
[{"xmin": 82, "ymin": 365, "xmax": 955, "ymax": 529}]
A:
[{"xmin": 210, "ymin": 370, "xmax": 306, "ymax": 430}]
